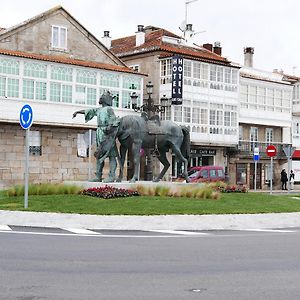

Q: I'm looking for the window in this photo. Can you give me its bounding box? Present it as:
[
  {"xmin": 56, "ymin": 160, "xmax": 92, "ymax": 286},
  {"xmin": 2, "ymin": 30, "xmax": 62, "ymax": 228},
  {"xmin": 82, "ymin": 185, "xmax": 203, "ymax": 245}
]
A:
[
  {"xmin": 23, "ymin": 79, "xmax": 46, "ymax": 101},
  {"xmin": 239, "ymin": 126, "xmax": 243, "ymax": 141},
  {"xmin": 122, "ymin": 76, "xmax": 141, "ymax": 89},
  {"xmin": 210, "ymin": 169, "xmax": 217, "ymax": 178},
  {"xmin": 50, "ymin": 82, "xmax": 72, "ymax": 103},
  {"xmin": 183, "ymin": 107, "xmax": 191, "ymax": 123},
  {"xmin": 100, "ymin": 72, "xmax": 120, "ymax": 88},
  {"xmin": 174, "ymin": 106, "xmax": 182, "ymax": 122},
  {"xmin": 0, "ymin": 76, "xmax": 19, "ymax": 98},
  {"xmin": 224, "ymin": 111, "xmax": 230, "ymax": 126},
  {"xmin": 29, "ymin": 131, "xmax": 42, "ymax": 156},
  {"xmin": 200, "ymin": 109, "xmax": 208, "ymax": 124},
  {"xmin": 75, "ymin": 86, "xmax": 96, "ymax": 105},
  {"xmin": 160, "ymin": 59, "xmax": 172, "ymax": 77},
  {"xmin": 192, "ymin": 107, "xmax": 200, "ymax": 124},
  {"xmin": 250, "ymin": 127, "xmax": 258, "ymax": 150},
  {"xmin": 210, "ymin": 65, "xmax": 217, "ymax": 81},
  {"xmin": 76, "ymin": 69, "xmax": 97, "ymax": 85},
  {"xmin": 0, "ymin": 58, "xmax": 19, "ymax": 75},
  {"xmin": 24, "ymin": 62, "xmax": 47, "ymax": 78},
  {"xmin": 51, "ymin": 66, "xmax": 73, "ymax": 81},
  {"xmin": 266, "ymin": 128, "xmax": 273, "ymax": 145},
  {"xmin": 52, "ymin": 25, "xmax": 67, "ymax": 49},
  {"xmin": 183, "ymin": 60, "xmax": 192, "ymax": 77},
  {"xmin": 216, "ymin": 67, "xmax": 223, "ymax": 82},
  {"xmin": 193, "ymin": 62, "xmax": 201, "ymax": 79},
  {"xmin": 200, "ymin": 170, "xmax": 208, "ymax": 178},
  {"xmin": 201, "ymin": 64, "xmax": 209, "ymax": 80}
]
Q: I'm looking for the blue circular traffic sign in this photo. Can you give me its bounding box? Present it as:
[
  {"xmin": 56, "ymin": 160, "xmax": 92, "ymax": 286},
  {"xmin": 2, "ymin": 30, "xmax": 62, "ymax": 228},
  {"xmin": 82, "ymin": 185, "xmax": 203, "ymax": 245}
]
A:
[{"xmin": 20, "ymin": 104, "xmax": 33, "ymax": 129}]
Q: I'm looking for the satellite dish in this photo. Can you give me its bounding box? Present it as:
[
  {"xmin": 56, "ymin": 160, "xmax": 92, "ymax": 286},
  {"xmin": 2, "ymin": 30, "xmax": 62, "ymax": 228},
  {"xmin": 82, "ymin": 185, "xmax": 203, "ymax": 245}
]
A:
[{"xmin": 179, "ymin": 20, "xmax": 186, "ymax": 32}]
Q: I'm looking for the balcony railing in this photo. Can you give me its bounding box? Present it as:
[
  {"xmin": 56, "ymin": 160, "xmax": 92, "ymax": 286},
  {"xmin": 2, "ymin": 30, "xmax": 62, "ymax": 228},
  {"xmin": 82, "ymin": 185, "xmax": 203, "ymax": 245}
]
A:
[{"xmin": 237, "ymin": 141, "xmax": 289, "ymax": 159}]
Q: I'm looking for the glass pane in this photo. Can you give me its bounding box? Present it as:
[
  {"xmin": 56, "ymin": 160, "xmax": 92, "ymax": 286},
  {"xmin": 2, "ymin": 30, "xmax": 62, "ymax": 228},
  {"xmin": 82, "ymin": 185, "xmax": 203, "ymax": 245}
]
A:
[
  {"xmin": 22, "ymin": 79, "xmax": 34, "ymax": 99},
  {"xmin": 52, "ymin": 26, "xmax": 59, "ymax": 47}
]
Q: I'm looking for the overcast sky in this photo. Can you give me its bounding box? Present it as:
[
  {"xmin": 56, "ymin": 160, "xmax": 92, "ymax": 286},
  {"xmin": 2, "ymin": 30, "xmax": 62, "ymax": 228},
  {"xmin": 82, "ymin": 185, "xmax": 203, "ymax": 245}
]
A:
[{"xmin": 1, "ymin": 0, "xmax": 299, "ymax": 75}]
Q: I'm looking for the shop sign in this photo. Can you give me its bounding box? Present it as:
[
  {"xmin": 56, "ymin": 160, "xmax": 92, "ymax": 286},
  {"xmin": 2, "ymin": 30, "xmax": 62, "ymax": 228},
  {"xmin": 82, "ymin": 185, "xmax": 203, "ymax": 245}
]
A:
[
  {"xmin": 190, "ymin": 149, "xmax": 216, "ymax": 155},
  {"xmin": 171, "ymin": 55, "xmax": 183, "ymax": 104}
]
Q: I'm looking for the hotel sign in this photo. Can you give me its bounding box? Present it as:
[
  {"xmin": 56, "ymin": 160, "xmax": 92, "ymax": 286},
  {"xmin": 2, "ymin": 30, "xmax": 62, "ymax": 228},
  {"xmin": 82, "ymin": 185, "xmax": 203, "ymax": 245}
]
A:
[{"xmin": 171, "ymin": 55, "xmax": 183, "ymax": 104}]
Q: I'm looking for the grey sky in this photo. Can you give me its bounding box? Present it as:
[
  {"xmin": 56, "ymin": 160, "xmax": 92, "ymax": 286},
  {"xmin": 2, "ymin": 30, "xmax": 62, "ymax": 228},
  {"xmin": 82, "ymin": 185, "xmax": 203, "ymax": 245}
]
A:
[{"xmin": 1, "ymin": 0, "xmax": 299, "ymax": 75}]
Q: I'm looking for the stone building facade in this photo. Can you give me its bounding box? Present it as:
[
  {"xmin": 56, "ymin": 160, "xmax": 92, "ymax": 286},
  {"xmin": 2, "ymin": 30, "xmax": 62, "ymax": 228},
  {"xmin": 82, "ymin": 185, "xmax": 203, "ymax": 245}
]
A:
[{"xmin": 0, "ymin": 6, "xmax": 144, "ymax": 188}]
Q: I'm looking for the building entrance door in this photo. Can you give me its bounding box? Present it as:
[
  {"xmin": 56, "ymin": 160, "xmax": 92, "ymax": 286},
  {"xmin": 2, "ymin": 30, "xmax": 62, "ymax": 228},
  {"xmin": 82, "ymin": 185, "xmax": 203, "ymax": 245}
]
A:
[{"xmin": 250, "ymin": 163, "xmax": 261, "ymax": 189}]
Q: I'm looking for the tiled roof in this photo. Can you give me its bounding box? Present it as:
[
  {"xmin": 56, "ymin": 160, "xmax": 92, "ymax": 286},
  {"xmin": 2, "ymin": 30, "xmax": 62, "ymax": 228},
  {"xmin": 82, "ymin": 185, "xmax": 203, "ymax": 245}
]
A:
[
  {"xmin": 111, "ymin": 27, "xmax": 230, "ymax": 64},
  {"xmin": 0, "ymin": 48, "xmax": 142, "ymax": 75},
  {"xmin": 240, "ymin": 68, "xmax": 291, "ymax": 85}
]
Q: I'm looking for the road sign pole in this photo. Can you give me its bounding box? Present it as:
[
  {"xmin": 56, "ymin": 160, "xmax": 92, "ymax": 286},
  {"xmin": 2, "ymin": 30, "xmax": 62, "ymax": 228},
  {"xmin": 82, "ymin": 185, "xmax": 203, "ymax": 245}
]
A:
[
  {"xmin": 254, "ymin": 160, "xmax": 257, "ymax": 191},
  {"xmin": 288, "ymin": 147, "xmax": 292, "ymax": 194},
  {"xmin": 88, "ymin": 129, "xmax": 92, "ymax": 181},
  {"xmin": 270, "ymin": 157, "xmax": 273, "ymax": 195},
  {"xmin": 24, "ymin": 128, "xmax": 30, "ymax": 209},
  {"xmin": 20, "ymin": 104, "xmax": 33, "ymax": 209}
]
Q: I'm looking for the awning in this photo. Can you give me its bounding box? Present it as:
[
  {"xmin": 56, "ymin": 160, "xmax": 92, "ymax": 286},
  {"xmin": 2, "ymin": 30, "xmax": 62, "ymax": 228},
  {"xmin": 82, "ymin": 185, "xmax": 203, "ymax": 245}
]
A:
[{"xmin": 292, "ymin": 149, "xmax": 300, "ymax": 159}]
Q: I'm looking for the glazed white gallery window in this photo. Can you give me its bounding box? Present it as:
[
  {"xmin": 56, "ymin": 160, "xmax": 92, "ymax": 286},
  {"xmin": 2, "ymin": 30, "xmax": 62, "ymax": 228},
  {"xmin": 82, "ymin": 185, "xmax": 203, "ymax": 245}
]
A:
[{"xmin": 52, "ymin": 25, "xmax": 67, "ymax": 49}]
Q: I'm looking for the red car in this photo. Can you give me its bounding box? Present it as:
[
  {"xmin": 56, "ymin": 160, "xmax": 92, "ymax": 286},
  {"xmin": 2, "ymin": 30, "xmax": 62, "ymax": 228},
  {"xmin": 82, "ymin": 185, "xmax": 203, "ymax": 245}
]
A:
[{"xmin": 188, "ymin": 166, "xmax": 225, "ymax": 183}]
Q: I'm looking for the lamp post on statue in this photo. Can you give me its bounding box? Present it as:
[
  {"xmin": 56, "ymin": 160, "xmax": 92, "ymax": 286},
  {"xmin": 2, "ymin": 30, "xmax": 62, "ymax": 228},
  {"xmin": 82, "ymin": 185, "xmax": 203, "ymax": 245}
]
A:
[{"xmin": 130, "ymin": 81, "xmax": 171, "ymax": 181}]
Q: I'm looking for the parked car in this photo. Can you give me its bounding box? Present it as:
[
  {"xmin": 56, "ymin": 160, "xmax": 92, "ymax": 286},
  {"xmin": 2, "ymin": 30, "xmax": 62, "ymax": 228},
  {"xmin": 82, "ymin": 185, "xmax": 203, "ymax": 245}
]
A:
[{"xmin": 187, "ymin": 166, "xmax": 225, "ymax": 183}]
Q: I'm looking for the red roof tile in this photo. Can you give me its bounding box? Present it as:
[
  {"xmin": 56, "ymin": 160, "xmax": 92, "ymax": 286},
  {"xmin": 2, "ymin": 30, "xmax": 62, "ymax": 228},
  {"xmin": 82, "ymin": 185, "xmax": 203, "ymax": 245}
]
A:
[
  {"xmin": 0, "ymin": 48, "xmax": 143, "ymax": 75},
  {"xmin": 111, "ymin": 27, "xmax": 230, "ymax": 64}
]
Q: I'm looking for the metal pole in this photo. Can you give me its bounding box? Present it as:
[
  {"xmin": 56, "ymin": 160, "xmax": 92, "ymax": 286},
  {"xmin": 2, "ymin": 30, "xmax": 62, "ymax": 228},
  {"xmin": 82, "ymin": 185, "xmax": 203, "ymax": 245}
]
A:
[
  {"xmin": 254, "ymin": 160, "xmax": 257, "ymax": 191},
  {"xmin": 24, "ymin": 128, "xmax": 30, "ymax": 209},
  {"xmin": 88, "ymin": 129, "xmax": 92, "ymax": 181},
  {"xmin": 270, "ymin": 157, "xmax": 273, "ymax": 195},
  {"xmin": 287, "ymin": 145, "xmax": 292, "ymax": 194}
]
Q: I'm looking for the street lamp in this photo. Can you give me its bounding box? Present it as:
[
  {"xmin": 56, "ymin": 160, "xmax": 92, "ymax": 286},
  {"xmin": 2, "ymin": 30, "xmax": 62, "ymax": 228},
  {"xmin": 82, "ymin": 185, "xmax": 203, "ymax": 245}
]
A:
[
  {"xmin": 129, "ymin": 81, "xmax": 171, "ymax": 180},
  {"xmin": 130, "ymin": 81, "xmax": 171, "ymax": 115}
]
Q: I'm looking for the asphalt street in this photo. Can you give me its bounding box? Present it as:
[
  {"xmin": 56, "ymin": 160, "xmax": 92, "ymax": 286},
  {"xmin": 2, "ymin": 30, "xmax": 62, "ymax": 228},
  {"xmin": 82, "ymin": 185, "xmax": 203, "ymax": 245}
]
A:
[{"xmin": 1, "ymin": 227, "xmax": 300, "ymax": 299}]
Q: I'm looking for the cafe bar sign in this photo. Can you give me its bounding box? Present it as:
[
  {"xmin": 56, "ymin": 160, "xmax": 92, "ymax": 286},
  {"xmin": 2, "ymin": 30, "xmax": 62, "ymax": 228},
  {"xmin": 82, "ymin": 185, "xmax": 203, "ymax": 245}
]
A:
[
  {"xmin": 191, "ymin": 149, "xmax": 217, "ymax": 155},
  {"xmin": 171, "ymin": 55, "xmax": 183, "ymax": 105}
]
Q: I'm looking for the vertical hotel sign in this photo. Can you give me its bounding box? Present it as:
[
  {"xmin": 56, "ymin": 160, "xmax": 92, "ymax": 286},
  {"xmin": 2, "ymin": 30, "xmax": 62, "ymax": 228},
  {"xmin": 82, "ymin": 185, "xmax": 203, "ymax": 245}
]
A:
[{"xmin": 171, "ymin": 55, "xmax": 183, "ymax": 105}]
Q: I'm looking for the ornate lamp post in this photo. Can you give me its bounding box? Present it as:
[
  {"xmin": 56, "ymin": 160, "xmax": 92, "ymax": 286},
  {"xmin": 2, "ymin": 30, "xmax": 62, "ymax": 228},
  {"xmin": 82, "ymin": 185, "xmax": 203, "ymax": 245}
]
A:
[{"xmin": 130, "ymin": 81, "xmax": 171, "ymax": 180}]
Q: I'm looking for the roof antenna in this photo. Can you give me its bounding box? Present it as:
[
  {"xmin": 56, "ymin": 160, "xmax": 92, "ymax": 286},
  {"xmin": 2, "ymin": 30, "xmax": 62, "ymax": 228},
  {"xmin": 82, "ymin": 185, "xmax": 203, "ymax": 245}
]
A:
[{"xmin": 179, "ymin": 0, "xmax": 206, "ymax": 42}]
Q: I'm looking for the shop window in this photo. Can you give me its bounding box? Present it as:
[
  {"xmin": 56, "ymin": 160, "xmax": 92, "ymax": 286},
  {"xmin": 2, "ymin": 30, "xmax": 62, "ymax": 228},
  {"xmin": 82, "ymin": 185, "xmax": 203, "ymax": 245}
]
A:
[{"xmin": 236, "ymin": 163, "xmax": 247, "ymax": 185}]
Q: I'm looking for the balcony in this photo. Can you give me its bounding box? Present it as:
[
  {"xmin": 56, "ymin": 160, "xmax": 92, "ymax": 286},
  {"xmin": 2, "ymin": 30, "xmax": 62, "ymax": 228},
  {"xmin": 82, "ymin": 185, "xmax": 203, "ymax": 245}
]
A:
[{"xmin": 237, "ymin": 141, "xmax": 289, "ymax": 159}]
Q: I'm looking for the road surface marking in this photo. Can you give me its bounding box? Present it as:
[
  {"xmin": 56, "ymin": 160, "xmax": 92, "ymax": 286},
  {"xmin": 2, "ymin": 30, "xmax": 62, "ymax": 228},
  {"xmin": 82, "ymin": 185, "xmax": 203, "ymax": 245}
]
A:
[
  {"xmin": 242, "ymin": 229, "xmax": 296, "ymax": 233},
  {"xmin": 62, "ymin": 228, "xmax": 102, "ymax": 235},
  {"xmin": 147, "ymin": 230, "xmax": 209, "ymax": 235},
  {"xmin": 0, "ymin": 225, "xmax": 12, "ymax": 231}
]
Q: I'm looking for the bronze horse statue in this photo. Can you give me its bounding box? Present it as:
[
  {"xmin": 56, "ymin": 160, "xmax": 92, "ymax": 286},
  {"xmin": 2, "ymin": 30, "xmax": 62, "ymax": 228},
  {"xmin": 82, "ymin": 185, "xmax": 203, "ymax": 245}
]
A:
[{"xmin": 96, "ymin": 114, "xmax": 190, "ymax": 183}]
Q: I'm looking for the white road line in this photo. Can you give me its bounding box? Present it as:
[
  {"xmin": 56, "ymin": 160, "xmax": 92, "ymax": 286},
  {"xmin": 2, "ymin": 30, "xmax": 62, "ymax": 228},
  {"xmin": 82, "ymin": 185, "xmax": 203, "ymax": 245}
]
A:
[
  {"xmin": 147, "ymin": 230, "xmax": 209, "ymax": 235},
  {"xmin": 242, "ymin": 229, "xmax": 297, "ymax": 233},
  {"xmin": 0, "ymin": 225, "xmax": 12, "ymax": 231},
  {"xmin": 62, "ymin": 228, "xmax": 102, "ymax": 235}
]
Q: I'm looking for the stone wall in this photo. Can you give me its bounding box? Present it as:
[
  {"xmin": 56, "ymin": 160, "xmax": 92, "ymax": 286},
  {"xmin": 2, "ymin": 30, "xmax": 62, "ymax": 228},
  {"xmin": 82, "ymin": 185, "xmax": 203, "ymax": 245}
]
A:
[{"xmin": 0, "ymin": 123, "xmax": 121, "ymax": 188}]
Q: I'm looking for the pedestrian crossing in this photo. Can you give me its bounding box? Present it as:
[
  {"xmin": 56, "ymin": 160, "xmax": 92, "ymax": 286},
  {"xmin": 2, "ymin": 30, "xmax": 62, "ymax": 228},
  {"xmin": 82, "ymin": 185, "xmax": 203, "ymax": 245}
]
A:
[{"xmin": 0, "ymin": 225, "xmax": 299, "ymax": 237}]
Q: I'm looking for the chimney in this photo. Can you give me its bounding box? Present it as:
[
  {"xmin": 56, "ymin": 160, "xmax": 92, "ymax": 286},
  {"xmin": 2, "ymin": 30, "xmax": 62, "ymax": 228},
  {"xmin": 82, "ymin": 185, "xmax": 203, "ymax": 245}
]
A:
[
  {"xmin": 244, "ymin": 47, "xmax": 254, "ymax": 67},
  {"xmin": 213, "ymin": 41, "xmax": 222, "ymax": 56},
  {"xmin": 136, "ymin": 25, "xmax": 145, "ymax": 47},
  {"xmin": 203, "ymin": 43, "xmax": 213, "ymax": 52},
  {"xmin": 101, "ymin": 31, "xmax": 111, "ymax": 49}
]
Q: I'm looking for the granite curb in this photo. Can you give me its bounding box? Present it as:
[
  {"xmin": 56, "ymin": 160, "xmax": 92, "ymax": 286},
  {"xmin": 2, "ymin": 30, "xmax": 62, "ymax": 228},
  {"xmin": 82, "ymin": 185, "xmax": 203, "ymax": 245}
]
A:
[{"xmin": 1, "ymin": 210, "xmax": 300, "ymax": 230}]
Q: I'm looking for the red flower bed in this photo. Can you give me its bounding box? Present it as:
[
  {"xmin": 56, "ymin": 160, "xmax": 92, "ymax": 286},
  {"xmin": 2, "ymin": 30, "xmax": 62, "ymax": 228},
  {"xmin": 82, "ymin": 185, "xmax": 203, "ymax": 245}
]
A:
[
  {"xmin": 215, "ymin": 185, "xmax": 248, "ymax": 193},
  {"xmin": 81, "ymin": 185, "xmax": 139, "ymax": 199}
]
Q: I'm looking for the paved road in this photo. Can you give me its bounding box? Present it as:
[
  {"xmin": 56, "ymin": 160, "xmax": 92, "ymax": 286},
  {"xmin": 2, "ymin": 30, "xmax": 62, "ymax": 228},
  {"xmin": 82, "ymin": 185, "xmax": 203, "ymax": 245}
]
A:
[{"xmin": 1, "ymin": 227, "xmax": 300, "ymax": 299}]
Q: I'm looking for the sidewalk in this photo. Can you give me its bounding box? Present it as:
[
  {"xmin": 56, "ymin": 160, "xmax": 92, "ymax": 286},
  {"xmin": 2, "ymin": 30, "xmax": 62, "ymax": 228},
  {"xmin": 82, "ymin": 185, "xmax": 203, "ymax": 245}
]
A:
[{"xmin": 1, "ymin": 210, "xmax": 300, "ymax": 231}]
